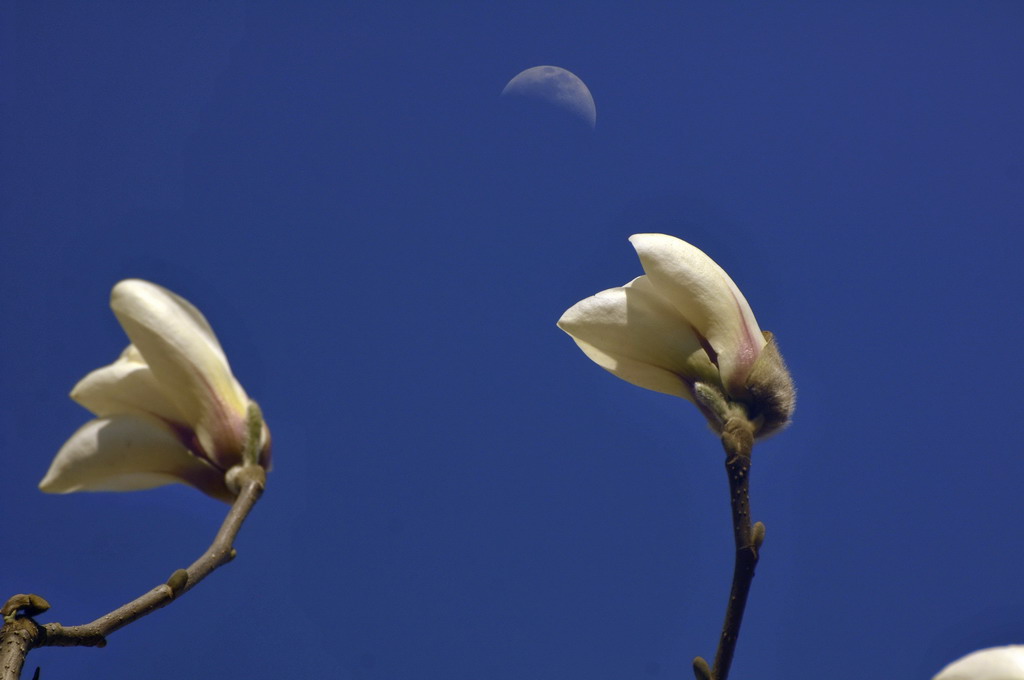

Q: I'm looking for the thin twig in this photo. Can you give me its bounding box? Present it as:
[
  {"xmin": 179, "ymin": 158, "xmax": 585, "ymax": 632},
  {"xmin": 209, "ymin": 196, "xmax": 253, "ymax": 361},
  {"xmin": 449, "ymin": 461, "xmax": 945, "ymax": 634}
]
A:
[
  {"xmin": 693, "ymin": 414, "xmax": 761, "ymax": 680},
  {"xmin": 0, "ymin": 465, "xmax": 265, "ymax": 679}
]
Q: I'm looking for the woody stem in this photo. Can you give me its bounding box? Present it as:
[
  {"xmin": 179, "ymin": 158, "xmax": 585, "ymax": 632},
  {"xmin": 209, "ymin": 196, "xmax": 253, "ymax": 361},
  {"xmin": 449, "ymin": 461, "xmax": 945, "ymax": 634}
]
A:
[
  {"xmin": 693, "ymin": 413, "xmax": 760, "ymax": 680},
  {"xmin": 0, "ymin": 465, "xmax": 265, "ymax": 679}
]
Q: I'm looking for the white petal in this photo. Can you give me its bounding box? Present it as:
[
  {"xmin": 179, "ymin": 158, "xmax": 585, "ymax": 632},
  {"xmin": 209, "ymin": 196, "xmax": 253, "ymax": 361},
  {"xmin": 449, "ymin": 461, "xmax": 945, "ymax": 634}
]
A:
[
  {"xmin": 934, "ymin": 646, "xmax": 1024, "ymax": 680},
  {"xmin": 558, "ymin": 276, "xmax": 719, "ymax": 400},
  {"xmin": 110, "ymin": 279, "xmax": 250, "ymax": 464},
  {"xmin": 39, "ymin": 415, "xmax": 232, "ymax": 502},
  {"xmin": 629, "ymin": 234, "xmax": 766, "ymax": 395},
  {"xmin": 70, "ymin": 345, "xmax": 186, "ymax": 424}
]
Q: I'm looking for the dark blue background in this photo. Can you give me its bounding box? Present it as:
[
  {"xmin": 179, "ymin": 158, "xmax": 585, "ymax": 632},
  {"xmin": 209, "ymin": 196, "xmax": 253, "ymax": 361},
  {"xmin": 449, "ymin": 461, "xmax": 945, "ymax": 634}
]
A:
[{"xmin": 3, "ymin": 3, "xmax": 1023, "ymax": 678}]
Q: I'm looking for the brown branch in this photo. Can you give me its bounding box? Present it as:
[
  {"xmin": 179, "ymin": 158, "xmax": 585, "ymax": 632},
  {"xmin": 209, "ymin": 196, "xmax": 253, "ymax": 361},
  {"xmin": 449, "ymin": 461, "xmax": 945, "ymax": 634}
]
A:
[
  {"xmin": 693, "ymin": 414, "xmax": 762, "ymax": 680},
  {"xmin": 0, "ymin": 614, "xmax": 39, "ymax": 680},
  {"xmin": 0, "ymin": 465, "xmax": 266, "ymax": 678}
]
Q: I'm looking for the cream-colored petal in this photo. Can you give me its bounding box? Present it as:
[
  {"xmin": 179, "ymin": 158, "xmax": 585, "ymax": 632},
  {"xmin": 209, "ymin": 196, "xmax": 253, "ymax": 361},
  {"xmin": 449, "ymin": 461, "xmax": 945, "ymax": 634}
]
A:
[
  {"xmin": 629, "ymin": 234, "xmax": 766, "ymax": 396},
  {"xmin": 110, "ymin": 279, "xmax": 250, "ymax": 464},
  {"xmin": 39, "ymin": 415, "xmax": 232, "ymax": 502},
  {"xmin": 558, "ymin": 276, "xmax": 719, "ymax": 400},
  {"xmin": 933, "ymin": 645, "xmax": 1024, "ymax": 680},
  {"xmin": 70, "ymin": 345, "xmax": 187, "ymax": 424}
]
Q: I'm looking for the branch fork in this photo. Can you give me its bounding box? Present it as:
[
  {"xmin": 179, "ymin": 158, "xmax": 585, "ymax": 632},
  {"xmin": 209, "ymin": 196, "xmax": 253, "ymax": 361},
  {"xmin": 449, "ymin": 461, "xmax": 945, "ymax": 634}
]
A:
[{"xmin": 0, "ymin": 465, "xmax": 265, "ymax": 680}]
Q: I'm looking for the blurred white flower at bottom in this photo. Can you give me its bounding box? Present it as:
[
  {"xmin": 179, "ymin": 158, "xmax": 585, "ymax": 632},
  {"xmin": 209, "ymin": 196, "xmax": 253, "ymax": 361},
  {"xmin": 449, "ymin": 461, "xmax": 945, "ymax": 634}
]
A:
[{"xmin": 934, "ymin": 646, "xmax": 1024, "ymax": 680}]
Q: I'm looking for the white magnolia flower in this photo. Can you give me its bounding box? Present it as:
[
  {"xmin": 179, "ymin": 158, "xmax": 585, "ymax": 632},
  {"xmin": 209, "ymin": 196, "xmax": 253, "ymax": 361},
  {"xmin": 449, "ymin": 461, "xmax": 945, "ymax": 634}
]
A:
[
  {"xmin": 40, "ymin": 279, "xmax": 270, "ymax": 502},
  {"xmin": 934, "ymin": 645, "xmax": 1024, "ymax": 680},
  {"xmin": 558, "ymin": 234, "xmax": 794, "ymax": 437}
]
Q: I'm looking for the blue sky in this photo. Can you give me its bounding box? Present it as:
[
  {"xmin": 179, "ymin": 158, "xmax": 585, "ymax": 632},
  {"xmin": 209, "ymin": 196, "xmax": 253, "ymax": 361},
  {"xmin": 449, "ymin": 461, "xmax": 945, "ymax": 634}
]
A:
[{"xmin": 3, "ymin": 3, "xmax": 1023, "ymax": 679}]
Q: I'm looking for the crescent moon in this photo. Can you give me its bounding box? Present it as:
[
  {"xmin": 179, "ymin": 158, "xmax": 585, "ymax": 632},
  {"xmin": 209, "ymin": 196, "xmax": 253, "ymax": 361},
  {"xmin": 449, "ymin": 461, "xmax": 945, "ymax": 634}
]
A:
[{"xmin": 501, "ymin": 65, "xmax": 596, "ymax": 130}]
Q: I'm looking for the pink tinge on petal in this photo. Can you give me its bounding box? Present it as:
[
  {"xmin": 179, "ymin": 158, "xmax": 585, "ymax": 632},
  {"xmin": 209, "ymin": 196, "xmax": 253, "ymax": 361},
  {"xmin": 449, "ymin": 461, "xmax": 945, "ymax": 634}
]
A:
[
  {"xmin": 195, "ymin": 383, "xmax": 250, "ymax": 470},
  {"xmin": 40, "ymin": 415, "xmax": 233, "ymax": 502},
  {"xmin": 717, "ymin": 286, "xmax": 767, "ymax": 396},
  {"xmin": 110, "ymin": 279, "xmax": 253, "ymax": 467},
  {"xmin": 628, "ymin": 234, "xmax": 766, "ymax": 394},
  {"xmin": 259, "ymin": 424, "xmax": 273, "ymax": 470}
]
